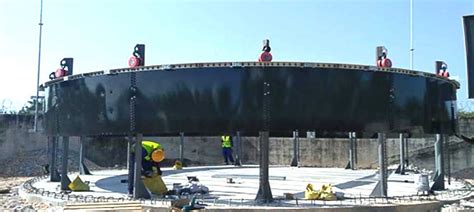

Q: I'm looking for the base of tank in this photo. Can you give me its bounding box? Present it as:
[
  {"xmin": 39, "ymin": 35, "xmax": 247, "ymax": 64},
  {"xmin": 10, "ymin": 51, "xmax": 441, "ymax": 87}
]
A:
[{"xmin": 19, "ymin": 165, "xmax": 472, "ymax": 211}]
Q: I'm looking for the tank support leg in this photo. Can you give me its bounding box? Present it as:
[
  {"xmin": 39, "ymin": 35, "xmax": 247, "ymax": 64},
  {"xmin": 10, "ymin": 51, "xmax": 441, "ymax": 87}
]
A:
[
  {"xmin": 133, "ymin": 133, "xmax": 151, "ymax": 199},
  {"xmin": 431, "ymin": 134, "xmax": 445, "ymax": 190},
  {"xmin": 79, "ymin": 136, "xmax": 91, "ymax": 175},
  {"xmin": 256, "ymin": 131, "xmax": 273, "ymax": 203},
  {"xmin": 60, "ymin": 136, "xmax": 71, "ymax": 191},
  {"xmin": 396, "ymin": 133, "xmax": 406, "ymax": 174},
  {"xmin": 180, "ymin": 132, "xmax": 185, "ymax": 165},
  {"xmin": 290, "ymin": 130, "xmax": 300, "ymax": 167},
  {"xmin": 127, "ymin": 135, "xmax": 134, "ymax": 195},
  {"xmin": 49, "ymin": 136, "xmax": 60, "ymax": 182},
  {"xmin": 371, "ymin": 133, "xmax": 387, "ymax": 197},
  {"xmin": 234, "ymin": 131, "xmax": 242, "ymax": 166},
  {"xmin": 346, "ymin": 132, "xmax": 357, "ymax": 170}
]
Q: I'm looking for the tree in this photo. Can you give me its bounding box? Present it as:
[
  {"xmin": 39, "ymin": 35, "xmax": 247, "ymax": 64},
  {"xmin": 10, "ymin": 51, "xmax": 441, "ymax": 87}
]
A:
[
  {"xmin": 0, "ymin": 99, "xmax": 16, "ymax": 114},
  {"xmin": 458, "ymin": 110, "xmax": 474, "ymax": 119},
  {"xmin": 18, "ymin": 97, "xmax": 44, "ymax": 115}
]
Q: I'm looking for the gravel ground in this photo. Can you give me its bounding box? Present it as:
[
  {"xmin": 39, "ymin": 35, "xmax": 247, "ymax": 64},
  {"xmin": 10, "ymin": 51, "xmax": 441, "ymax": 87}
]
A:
[
  {"xmin": 442, "ymin": 198, "xmax": 474, "ymax": 211},
  {"xmin": 0, "ymin": 149, "xmax": 105, "ymax": 211},
  {"xmin": 0, "ymin": 177, "xmax": 52, "ymax": 211},
  {"xmin": 0, "ymin": 149, "xmax": 104, "ymax": 178}
]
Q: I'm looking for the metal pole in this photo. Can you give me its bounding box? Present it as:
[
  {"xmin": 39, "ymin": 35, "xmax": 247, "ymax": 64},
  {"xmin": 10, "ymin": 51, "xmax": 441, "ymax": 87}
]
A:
[
  {"xmin": 256, "ymin": 131, "xmax": 273, "ymax": 202},
  {"xmin": 296, "ymin": 130, "xmax": 300, "ymax": 165},
  {"xmin": 446, "ymin": 135, "xmax": 451, "ymax": 185},
  {"xmin": 409, "ymin": 0, "xmax": 414, "ymax": 70},
  {"xmin": 378, "ymin": 133, "xmax": 387, "ymax": 197},
  {"xmin": 399, "ymin": 133, "xmax": 406, "ymax": 174},
  {"xmin": 179, "ymin": 132, "xmax": 184, "ymax": 163},
  {"xmin": 60, "ymin": 136, "xmax": 71, "ymax": 191},
  {"xmin": 50, "ymin": 136, "xmax": 60, "ymax": 182},
  {"xmin": 350, "ymin": 132, "xmax": 355, "ymax": 170},
  {"xmin": 353, "ymin": 132, "xmax": 357, "ymax": 164},
  {"xmin": 256, "ymin": 70, "xmax": 272, "ymax": 202},
  {"xmin": 133, "ymin": 133, "xmax": 150, "ymax": 199},
  {"xmin": 34, "ymin": 0, "xmax": 44, "ymax": 132},
  {"xmin": 405, "ymin": 136, "xmax": 409, "ymax": 166},
  {"xmin": 291, "ymin": 130, "xmax": 299, "ymax": 167},
  {"xmin": 127, "ymin": 135, "xmax": 134, "ymax": 195},
  {"xmin": 431, "ymin": 134, "xmax": 445, "ymax": 190},
  {"xmin": 234, "ymin": 131, "xmax": 242, "ymax": 166},
  {"xmin": 79, "ymin": 136, "xmax": 91, "ymax": 175},
  {"xmin": 129, "ymin": 63, "xmax": 149, "ymax": 198}
]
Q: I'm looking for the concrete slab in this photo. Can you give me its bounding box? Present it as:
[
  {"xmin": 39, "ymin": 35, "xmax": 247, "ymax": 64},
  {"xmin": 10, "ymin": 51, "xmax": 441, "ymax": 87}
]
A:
[{"xmin": 21, "ymin": 165, "xmax": 470, "ymax": 209}]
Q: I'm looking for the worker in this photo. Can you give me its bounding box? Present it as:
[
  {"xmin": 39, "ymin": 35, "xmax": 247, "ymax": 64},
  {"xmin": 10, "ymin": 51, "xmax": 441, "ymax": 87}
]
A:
[
  {"xmin": 221, "ymin": 135, "xmax": 234, "ymax": 165},
  {"xmin": 132, "ymin": 140, "xmax": 165, "ymax": 177}
]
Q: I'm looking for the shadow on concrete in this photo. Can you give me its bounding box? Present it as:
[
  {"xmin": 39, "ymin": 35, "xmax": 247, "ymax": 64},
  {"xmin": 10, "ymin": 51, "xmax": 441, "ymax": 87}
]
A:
[{"xmin": 334, "ymin": 173, "xmax": 377, "ymax": 189}]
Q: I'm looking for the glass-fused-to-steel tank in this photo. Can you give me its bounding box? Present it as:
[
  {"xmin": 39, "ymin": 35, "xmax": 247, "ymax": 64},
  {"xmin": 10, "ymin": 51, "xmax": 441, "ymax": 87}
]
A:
[{"xmin": 43, "ymin": 62, "xmax": 459, "ymax": 137}]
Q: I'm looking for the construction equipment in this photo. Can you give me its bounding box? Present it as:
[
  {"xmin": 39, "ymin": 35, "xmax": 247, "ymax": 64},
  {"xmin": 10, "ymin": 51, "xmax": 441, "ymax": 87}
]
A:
[
  {"xmin": 49, "ymin": 58, "xmax": 73, "ymax": 80},
  {"xmin": 258, "ymin": 39, "xmax": 272, "ymax": 62},
  {"xmin": 376, "ymin": 46, "xmax": 392, "ymax": 68},
  {"xmin": 436, "ymin": 61, "xmax": 450, "ymax": 78},
  {"xmin": 68, "ymin": 176, "xmax": 90, "ymax": 191},
  {"xmin": 304, "ymin": 183, "xmax": 336, "ymax": 201},
  {"xmin": 173, "ymin": 160, "xmax": 183, "ymax": 170},
  {"xmin": 142, "ymin": 174, "xmax": 168, "ymax": 195},
  {"xmin": 128, "ymin": 44, "xmax": 145, "ymax": 68}
]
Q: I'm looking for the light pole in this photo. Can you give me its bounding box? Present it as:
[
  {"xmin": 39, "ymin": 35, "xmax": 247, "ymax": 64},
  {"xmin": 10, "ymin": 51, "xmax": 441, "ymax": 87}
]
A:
[
  {"xmin": 34, "ymin": 0, "xmax": 44, "ymax": 132},
  {"xmin": 409, "ymin": 0, "xmax": 414, "ymax": 70}
]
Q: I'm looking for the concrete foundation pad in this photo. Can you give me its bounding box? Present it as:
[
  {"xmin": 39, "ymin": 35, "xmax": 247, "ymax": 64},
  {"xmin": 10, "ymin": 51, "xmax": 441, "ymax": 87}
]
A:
[{"xmin": 20, "ymin": 166, "xmax": 470, "ymax": 211}]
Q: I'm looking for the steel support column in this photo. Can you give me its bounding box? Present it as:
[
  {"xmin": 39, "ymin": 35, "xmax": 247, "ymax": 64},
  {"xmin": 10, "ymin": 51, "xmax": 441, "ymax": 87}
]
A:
[
  {"xmin": 179, "ymin": 132, "xmax": 184, "ymax": 164},
  {"xmin": 354, "ymin": 132, "xmax": 357, "ymax": 165},
  {"xmin": 290, "ymin": 130, "xmax": 300, "ymax": 167},
  {"xmin": 447, "ymin": 135, "xmax": 451, "ymax": 185},
  {"xmin": 49, "ymin": 136, "xmax": 60, "ymax": 182},
  {"xmin": 129, "ymin": 70, "xmax": 150, "ymax": 198},
  {"xmin": 127, "ymin": 135, "xmax": 134, "ymax": 195},
  {"xmin": 60, "ymin": 136, "xmax": 71, "ymax": 191},
  {"xmin": 234, "ymin": 131, "xmax": 242, "ymax": 166},
  {"xmin": 396, "ymin": 133, "xmax": 406, "ymax": 174},
  {"xmin": 133, "ymin": 133, "xmax": 150, "ymax": 199},
  {"xmin": 371, "ymin": 133, "xmax": 387, "ymax": 197},
  {"xmin": 346, "ymin": 132, "xmax": 356, "ymax": 170},
  {"xmin": 405, "ymin": 137, "xmax": 409, "ymax": 166},
  {"xmin": 431, "ymin": 134, "xmax": 445, "ymax": 190},
  {"xmin": 256, "ymin": 131, "xmax": 273, "ymax": 202},
  {"xmin": 79, "ymin": 136, "xmax": 91, "ymax": 175}
]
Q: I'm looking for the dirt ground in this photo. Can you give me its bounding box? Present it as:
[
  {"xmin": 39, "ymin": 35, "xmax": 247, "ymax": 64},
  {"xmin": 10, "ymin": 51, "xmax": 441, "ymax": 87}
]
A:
[
  {"xmin": 0, "ymin": 149, "xmax": 104, "ymax": 210},
  {"xmin": 0, "ymin": 177, "xmax": 52, "ymax": 210}
]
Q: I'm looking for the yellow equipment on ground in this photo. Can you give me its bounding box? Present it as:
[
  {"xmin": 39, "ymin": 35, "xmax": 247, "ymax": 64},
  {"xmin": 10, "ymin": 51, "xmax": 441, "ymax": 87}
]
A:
[
  {"xmin": 143, "ymin": 174, "xmax": 168, "ymax": 195},
  {"xmin": 304, "ymin": 183, "xmax": 336, "ymax": 201},
  {"xmin": 68, "ymin": 176, "xmax": 90, "ymax": 191},
  {"xmin": 173, "ymin": 160, "xmax": 183, "ymax": 170}
]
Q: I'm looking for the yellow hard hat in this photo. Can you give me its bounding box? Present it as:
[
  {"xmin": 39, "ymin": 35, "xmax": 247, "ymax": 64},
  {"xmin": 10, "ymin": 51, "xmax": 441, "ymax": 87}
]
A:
[{"xmin": 151, "ymin": 149, "xmax": 165, "ymax": 162}]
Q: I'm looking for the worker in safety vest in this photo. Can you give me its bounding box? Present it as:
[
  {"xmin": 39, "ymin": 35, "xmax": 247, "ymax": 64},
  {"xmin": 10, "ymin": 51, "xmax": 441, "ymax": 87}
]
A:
[
  {"xmin": 131, "ymin": 140, "xmax": 165, "ymax": 177},
  {"xmin": 221, "ymin": 135, "xmax": 234, "ymax": 165}
]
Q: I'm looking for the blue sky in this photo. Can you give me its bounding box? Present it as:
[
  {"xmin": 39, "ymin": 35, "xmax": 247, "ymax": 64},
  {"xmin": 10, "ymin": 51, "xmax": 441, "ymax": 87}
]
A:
[{"xmin": 0, "ymin": 0, "xmax": 473, "ymax": 111}]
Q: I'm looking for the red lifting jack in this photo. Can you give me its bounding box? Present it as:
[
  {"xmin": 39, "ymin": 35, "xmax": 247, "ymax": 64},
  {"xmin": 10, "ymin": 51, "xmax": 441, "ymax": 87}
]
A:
[
  {"xmin": 49, "ymin": 58, "xmax": 73, "ymax": 80},
  {"xmin": 128, "ymin": 44, "xmax": 145, "ymax": 68},
  {"xmin": 376, "ymin": 46, "xmax": 392, "ymax": 68},
  {"xmin": 259, "ymin": 39, "xmax": 272, "ymax": 62},
  {"xmin": 436, "ymin": 61, "xmax": 450, "ymax": 78}
]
